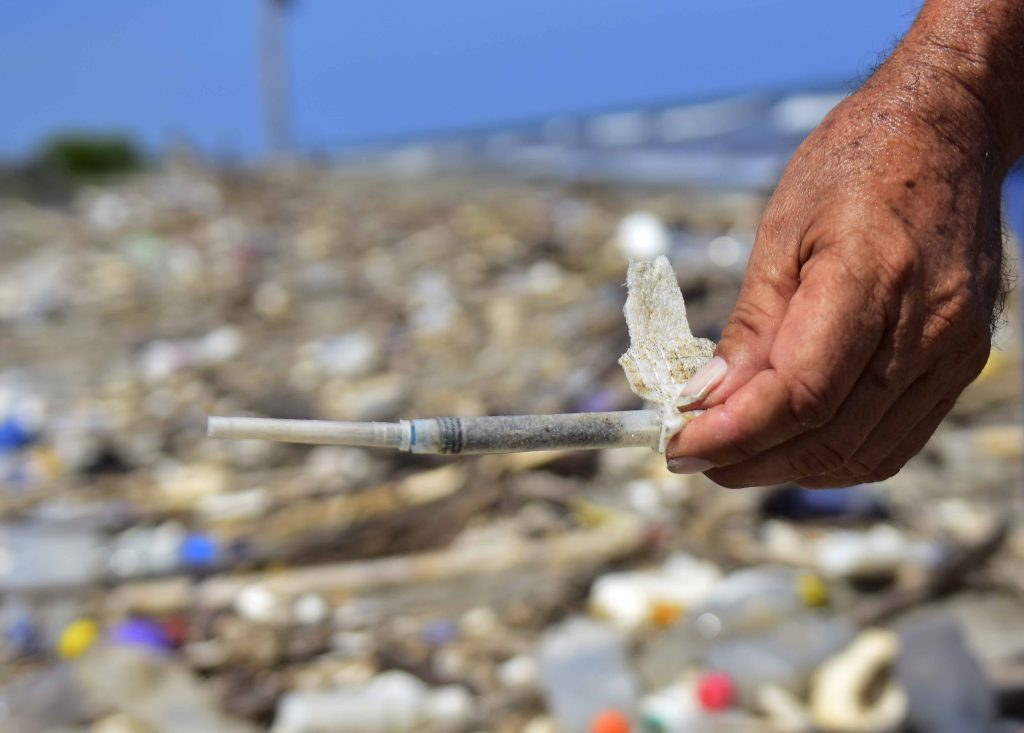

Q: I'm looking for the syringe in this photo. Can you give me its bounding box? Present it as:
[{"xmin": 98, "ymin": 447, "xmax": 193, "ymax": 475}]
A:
[{"xmin": 207, "ymin": 410, "xmax": 663, "ymax": 455}]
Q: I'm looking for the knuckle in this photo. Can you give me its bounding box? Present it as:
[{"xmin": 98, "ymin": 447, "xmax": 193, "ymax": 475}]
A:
[
  {"xmin": 724, "ymin": 298, "xmax": 776, "ymax": 343},
  {"xmin": 787, "ymin": 440, "xmax": 850, "ymax": 478},
  {"xmin": 922, "ymin": 294, "xmax": 970, "ymax": 345},
  {"xmin": 872, "ymin": 238, "xmax": 917, "ymax": 292},
  {"xmin": 922, "ymin": 287, "xmax": 994, "ymax": 352},
  {"xmin": 756, "ymin": 208, "xmax": 787, "ymax": 243},
  {"xmin": 785, "ymin": 368, "xmax": 840, "ymax": 429},
  {"xmin": 824, "ymin": 249, "xmax": 893, "ymax": 321},
  {"xmin": 860, "ymin": 361, "xmax": 893, "ymax": 393}
]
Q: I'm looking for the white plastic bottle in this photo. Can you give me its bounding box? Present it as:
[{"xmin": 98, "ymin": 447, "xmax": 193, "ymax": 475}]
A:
[
  {"xmin": 694, "ymin": 566, "xmax": 826, "ymax": 639},
  {"xmin": 271, "ymin": 671, "xmax": 473, "ymax": 733},
  {"xmin": 537, "ymin": 617, "xmax": 639, "ymax": 733},
  {"xmin": 707, "ymin": 611, "xmax": 854, "ymax": 706}
]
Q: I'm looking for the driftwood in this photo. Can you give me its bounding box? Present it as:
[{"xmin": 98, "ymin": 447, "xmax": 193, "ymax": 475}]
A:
[
  {"xmin": 854, "ymin": 518, "xmax": 1011, "ymax": 626},
  {"xmin": 106, "ymin": 515, "xmax": 650, "ymax": 615}
]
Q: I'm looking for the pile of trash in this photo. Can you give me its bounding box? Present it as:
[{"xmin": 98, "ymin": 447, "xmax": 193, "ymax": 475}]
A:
[{"xmin": 0, "ymin": 163, "xmax": 1020, "ymax": 733}]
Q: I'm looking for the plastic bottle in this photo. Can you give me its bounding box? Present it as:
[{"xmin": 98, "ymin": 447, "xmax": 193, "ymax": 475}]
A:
[
  {"xmin": 271, "ymin": 670, "xmax": 473, "ymax": 733},
  {"xmin": 0, "ymin": 663, "xmax": 99, "ymax": 733},
  {"xmin": 0, "ymin": 523, "xmax": 104, "ymax": 591},
  {"xmin": 636, "ymin": 567, "xmax": 829, "ymax": 692},
  {"xmin": 896, "ymin": 617, "xmax": 994, "ymax": 733},
  {"xmin": 72, "ymin": 643, "xmax": 257, "ymax": 733},
  {"xmin": 107, "ymin": 523, "xmax": 184, "ymax": 577},
  {"xmin": 694, "ymin": 566, "xmax": 828, "ymax": 639},
  {"xmin": 537, "ymin": 617, "xmax": 639, "ymax": 733},
  {"xmin": 707, "ymin": 611, "xmax": 855, "ymax": 706},
  {"xmin": 589, "ymin": 554, "xmax": 723, "ymax": 632}
]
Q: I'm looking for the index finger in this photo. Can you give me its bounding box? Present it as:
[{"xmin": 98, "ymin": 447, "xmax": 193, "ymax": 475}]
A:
[{"xmin": 668, "ymin": 248, "xmax": 889, "ymax": 469}]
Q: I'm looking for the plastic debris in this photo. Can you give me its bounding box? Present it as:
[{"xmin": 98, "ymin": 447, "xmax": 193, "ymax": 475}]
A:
[
  {"xmin": 697, "ymin": 672, "xmax": 735, "ymax": 711},
  {"xmin": 109, "ymin": 618, "xmax": 173, "ymax": 653},
  {"xmin": 895, "ymin": 617, "xmax": 994, "ymax": 733},
  {"xmin": 73, "ymin": 643, "xmax": 258, "ymax": 733},
  {"xmin": 809, "ymin": 629, "xmax": 906, "ymax": 733},
  {"xmin": 709, "ymin": 612, "xmax": 856, "ymax": 706},
  {"xmin": 0, "ymin": 663, "xmax": 101, "ymax": 733},
  {"xmin": 58, "ymin": 617, "xmax": 101, "ymax": 659},
  {"xmin": 270, "ymin": 670, "xmax": 473, "ymax": 733},
  {"xmin": 814, "ymin": 526, "xmax": 940, "ymax": 581},
  {"xmin": 760, "ymin": 485, "xmax": 888, "ymax": 522},
  {"xmin": 0, "ymin": 165, "xmax": 1017, "ymax": 733},
  {"xmin": 617, "ymin": 212, "xmax": 671, "ymax": 261},
  {"xmin": 178, "ymin": 532, "xmax": 220, "ymax": 568},
  {"xmin": 589, "ymin": 553, "xmax": 722, "ymax": 632},
  {"xmin": 538, "ymin": 617, "xmax": 639, "ymax": 733},
  {"xmin": 590, "ymin": 708, "xmax": 632, "ymax": 733}
]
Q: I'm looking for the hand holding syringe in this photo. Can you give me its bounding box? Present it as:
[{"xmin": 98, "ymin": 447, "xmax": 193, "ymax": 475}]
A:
[{"xmin": 208, "ymin": 258, "xmax": 713, "ymax": 456}]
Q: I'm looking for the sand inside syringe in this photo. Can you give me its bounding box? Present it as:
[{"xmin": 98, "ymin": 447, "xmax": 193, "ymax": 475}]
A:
[{"xmin": 208, "ymin": 410, "xmax": 663, "ymax": 454}]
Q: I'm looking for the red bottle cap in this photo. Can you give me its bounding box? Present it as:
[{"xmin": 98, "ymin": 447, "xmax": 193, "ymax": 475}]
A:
[{"xmin": 697, "ymin": 672, "xmax": 734, "ymax": 711}]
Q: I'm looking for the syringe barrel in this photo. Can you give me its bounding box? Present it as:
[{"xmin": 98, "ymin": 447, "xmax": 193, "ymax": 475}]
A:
[
  {"xmin": 405, "ymin": 410, "xmax": 661, "ymax": 454},
  {"xmin": 208, "ymin": 416, "xmax": 405, "ymax": 448}
]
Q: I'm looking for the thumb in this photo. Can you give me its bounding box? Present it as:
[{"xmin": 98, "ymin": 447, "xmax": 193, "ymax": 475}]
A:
[{"xmin": 681, "ymin": 246, "xmax": 797, "ymax": 408}]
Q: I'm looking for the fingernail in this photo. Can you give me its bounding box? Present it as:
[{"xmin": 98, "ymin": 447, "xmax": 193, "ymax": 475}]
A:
[
  {"xmin": 678, "ymin": 357, "xmax": 728, "ymax": 405},
  {"xmin": 667, "ymin": 457, "xmax": 714, "ymax": 474}
]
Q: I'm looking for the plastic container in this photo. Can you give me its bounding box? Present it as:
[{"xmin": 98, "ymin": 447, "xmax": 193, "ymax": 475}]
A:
[
  {"xmin": 590, "ymin": 553, "xmax": 722, "ymax": 632},
  {"xmin": 896, "ymin": 617, "xmax": 994, "ymax": 733},
  {"xmin": 0, "ymin": 663, "xmax": 98, "ymax": 733},
  {"xmin": 694, "ymin": 566, "xmax": 827, "ymax": 639},
  {"xmin": 636, "ymin": 566, "xmax": 826, "ymax": 691},
  {"xmin": 815, "ymin": 525, "xmax": 940, "ymax": 580},
  {"xmin": 0, "ymin": 523, "xmax": 105, "ymax": 591},
  {"xmin": 107, "ymin": 522, "xmax": 184, "ymax": 577},
  {"xmin": 271, "ymin": 670, "xmax": 473, "ymax": 733},
  {"xmin": 537, "ymin": 617, "xmax": 639, "ymax": 733},
  {"xmin": 707, "ymin": 611, "xmax": 855, "ymax": 706},
  {"xmin": 72, "ymin": 644, "xmax": 255, "ymax": 733}
]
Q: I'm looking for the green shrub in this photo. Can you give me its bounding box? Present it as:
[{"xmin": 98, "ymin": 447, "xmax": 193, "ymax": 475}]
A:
[{"xmin": 36, "ymin": 134, "xmax": 143, "ymax": 179}]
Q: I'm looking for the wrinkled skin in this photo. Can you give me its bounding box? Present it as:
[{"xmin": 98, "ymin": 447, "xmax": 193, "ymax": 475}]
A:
[{"xmin": 666, "ymin": 22, "xmax": 1018, "ymax": 488}]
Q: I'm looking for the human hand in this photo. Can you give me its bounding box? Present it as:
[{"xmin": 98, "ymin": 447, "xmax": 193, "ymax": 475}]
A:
[{"xmin": 666, "ymin": 41, "xmax": 1011, "ymax": 488}]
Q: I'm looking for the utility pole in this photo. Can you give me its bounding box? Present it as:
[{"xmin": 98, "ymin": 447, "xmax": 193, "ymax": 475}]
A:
[{"xmin": 260, "ymin": 0, "xmax": 293, "ymax": 157}]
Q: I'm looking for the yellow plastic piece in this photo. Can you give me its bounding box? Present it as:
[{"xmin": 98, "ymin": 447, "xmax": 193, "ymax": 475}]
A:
[
  {"xmin": 570, "ymin": 500, "xmax": 618, "ymax": 528},
  {"xmin": 58, "ymin": 618, "xmax": 100, "ymax": 658},
  {"xmin": 649, "ymin": 600, "xmax": 684, "ymax": 628},
  {"xmin": 797, "ymin": 572, "xmax": 828, "ymax": 608}
]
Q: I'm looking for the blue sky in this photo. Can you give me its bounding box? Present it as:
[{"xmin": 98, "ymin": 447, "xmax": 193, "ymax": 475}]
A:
[{"xmin": 0, "ymin": 0, "xmax": 923, "ymax": 158}]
